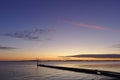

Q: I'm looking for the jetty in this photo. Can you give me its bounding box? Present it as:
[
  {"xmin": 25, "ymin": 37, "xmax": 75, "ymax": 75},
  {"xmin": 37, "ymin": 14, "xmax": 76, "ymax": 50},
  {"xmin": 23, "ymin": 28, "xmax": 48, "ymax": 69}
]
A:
[{"xmin": 37, "ymin": 64, "xmax": 120, "ymax": 79}]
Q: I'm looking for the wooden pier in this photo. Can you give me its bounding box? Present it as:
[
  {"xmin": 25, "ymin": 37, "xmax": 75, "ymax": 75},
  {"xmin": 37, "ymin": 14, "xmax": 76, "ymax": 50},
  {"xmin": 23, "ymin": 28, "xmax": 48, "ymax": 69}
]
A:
[{"xmin": 37, "ymin": 64, "xmax": 120, "ymax": 79}]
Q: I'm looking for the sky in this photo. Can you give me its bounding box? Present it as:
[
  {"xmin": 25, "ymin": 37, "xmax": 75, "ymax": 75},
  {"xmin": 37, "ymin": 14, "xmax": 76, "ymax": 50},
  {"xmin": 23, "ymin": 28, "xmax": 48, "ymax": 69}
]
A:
[{"xmin": 0, "ymin": 0, "xmax": 120, "ymax": 61}]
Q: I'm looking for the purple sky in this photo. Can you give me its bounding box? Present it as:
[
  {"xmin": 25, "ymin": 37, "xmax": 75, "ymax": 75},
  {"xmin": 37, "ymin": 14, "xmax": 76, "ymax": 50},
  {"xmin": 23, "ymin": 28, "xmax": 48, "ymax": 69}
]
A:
[{"xmin": 0, "ymin": 0, "xmax": 120, "ymax": 60}]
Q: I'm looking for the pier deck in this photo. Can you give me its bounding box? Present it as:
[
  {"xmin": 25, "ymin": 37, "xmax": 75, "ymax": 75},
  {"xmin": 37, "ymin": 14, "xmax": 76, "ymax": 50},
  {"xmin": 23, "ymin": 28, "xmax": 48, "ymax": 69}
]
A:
[{"xmin": 37, "ymin": 64, "xmax": 120, "ymax": 79}]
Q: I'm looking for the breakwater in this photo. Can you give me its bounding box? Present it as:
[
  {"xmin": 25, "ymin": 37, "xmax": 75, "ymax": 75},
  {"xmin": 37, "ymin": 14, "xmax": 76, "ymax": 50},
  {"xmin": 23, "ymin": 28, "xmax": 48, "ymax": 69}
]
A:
[{"xmin": 37, "ymin": 64, "xmax": 120, "ymax": 79}]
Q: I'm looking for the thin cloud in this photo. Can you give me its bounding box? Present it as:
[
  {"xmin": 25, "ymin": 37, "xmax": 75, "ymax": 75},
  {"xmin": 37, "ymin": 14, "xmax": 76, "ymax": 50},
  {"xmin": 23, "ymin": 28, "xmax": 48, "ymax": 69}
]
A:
[
  {"xmin": 112, "ymin": 44, "xmax": 120, "ymax": 48},
  {"xmin": 0, "ymin": 45, "xmax": 16, "ymax": 50},
  {"xmin": 2, "ymin": 28, "xmax": 54, "ymax": 41},
  {"xmin": 66, "ymin": 54, "xmax": 120, "ymax": 58},
  {"xmin": 64, "ymin": 20, "xmax": 120, "ymax": 32}
]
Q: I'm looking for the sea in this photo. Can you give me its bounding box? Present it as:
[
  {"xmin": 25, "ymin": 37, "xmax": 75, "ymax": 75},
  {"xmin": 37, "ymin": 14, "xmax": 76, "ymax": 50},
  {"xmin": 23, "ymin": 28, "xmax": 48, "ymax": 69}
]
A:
[{"xmin": 0, "ymin": 61, "xmax": 120, "ymax": 80}]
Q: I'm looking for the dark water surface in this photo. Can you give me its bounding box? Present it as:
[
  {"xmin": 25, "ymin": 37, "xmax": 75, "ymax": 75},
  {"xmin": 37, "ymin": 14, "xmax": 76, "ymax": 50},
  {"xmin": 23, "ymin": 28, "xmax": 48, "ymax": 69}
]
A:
[{"xmin": 0, "ymin": 61, "xmax": 120, "ymax": 80}]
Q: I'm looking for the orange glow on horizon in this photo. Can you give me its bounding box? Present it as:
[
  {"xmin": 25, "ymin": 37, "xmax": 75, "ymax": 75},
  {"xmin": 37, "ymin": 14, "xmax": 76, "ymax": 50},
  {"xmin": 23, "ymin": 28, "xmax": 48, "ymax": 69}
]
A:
[{"xmin": 0, "ymin": 56, "xmax": 120, "ymax": 61}]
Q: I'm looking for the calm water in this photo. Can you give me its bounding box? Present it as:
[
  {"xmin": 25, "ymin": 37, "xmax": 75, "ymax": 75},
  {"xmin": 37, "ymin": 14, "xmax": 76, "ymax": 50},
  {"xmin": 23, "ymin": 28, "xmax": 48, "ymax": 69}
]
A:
[{"xmin": 0, "ymin": 61, "xmax": 120, "ymax": 80}]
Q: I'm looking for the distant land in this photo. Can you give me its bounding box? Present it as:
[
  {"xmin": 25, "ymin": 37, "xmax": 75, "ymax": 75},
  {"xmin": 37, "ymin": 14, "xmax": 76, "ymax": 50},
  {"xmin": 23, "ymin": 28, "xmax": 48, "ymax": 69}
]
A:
[{"xmin": 0, "ymin": 59, "xmax": 120, "ymax": 62}]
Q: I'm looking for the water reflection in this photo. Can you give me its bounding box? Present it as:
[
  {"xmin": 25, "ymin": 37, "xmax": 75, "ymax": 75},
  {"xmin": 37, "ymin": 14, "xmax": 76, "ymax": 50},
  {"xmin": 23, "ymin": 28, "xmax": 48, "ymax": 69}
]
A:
[
  {"xmin": 57, "ymin": 61, "xmax": 120, "ymax": 72},
  {"xmin": 0, "ymin": 61, "xmax": 119, "ymax": 80}
]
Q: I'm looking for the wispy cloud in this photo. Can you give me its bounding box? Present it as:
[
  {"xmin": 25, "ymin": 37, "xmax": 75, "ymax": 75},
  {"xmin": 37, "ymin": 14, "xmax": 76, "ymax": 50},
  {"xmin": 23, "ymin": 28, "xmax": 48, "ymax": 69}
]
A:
[
  {"xmin": 2, "ymin": 28, "xmax": 54, "ymax": 41},
  {"xmin": 0, "ymin": 45, "xmax": 16, "ymax": 50},
  {"xmin": 64, "ymin": 20, "xmax": 120, "ymax": 32},
  {"xmin": 66, "ymin": 54, "xmax": 120, "ymax": 58},
  {"xmin": 112, "ymin": 44, "xmax": 120, "ymax": 48}
]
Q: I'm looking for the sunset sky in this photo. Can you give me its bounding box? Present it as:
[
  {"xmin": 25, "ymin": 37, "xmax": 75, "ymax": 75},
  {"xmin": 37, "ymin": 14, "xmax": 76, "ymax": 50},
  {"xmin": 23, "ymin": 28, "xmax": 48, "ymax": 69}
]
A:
[{"xmin": 0, "ymin": 0, "xmax": 120, "ymax": 61}]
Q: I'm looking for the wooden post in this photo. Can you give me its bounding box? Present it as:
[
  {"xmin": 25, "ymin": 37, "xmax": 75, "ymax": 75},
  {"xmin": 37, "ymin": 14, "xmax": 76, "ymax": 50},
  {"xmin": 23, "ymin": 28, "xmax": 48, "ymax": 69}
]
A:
[{"xmin": 36, "ymin": 57, "xmax": 39, "ymax": 66}]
